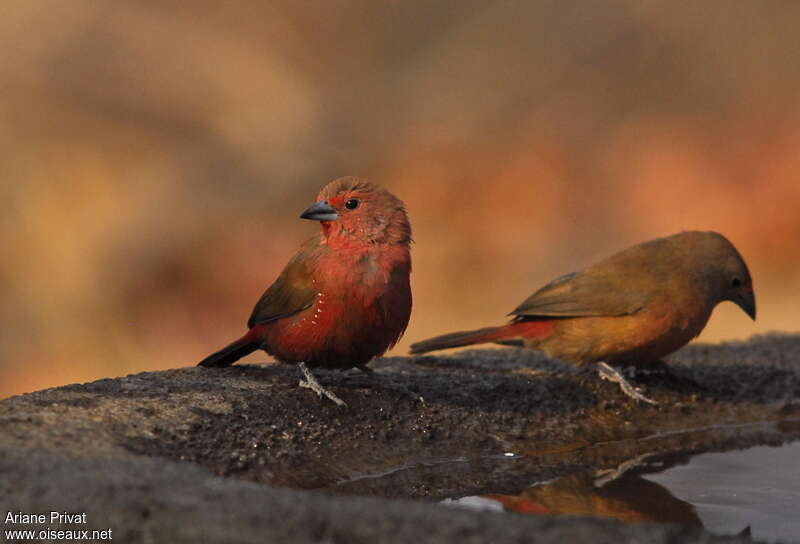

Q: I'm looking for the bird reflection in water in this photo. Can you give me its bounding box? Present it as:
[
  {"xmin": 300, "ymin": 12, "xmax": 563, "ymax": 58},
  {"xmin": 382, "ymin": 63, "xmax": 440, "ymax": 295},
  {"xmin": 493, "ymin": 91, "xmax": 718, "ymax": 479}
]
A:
[{"xmin": 480, "ymin": 453, "xmax": 703, "ymax": 527}]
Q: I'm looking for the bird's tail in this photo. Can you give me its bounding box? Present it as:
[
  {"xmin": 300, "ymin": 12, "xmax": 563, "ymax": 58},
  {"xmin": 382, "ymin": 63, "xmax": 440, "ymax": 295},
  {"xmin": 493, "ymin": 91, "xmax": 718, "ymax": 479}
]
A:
[
  {"xmin": 197, "ymin": 334, "xmax": 259, "ymax": 367},
  {"xmin": 409, "ymin": 321, "xmax": 553, "ymax": 355}
]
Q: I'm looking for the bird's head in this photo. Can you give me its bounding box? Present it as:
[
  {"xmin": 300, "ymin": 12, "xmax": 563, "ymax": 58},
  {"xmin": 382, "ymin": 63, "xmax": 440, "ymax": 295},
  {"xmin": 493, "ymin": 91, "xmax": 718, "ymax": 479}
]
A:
[
  {"xmin": 300, "ymin": 177, "xmax": 411, "ymax": 247},
  {"xmin": 689, "ymin": 231, "xmax": 756, "ymax": 320}
]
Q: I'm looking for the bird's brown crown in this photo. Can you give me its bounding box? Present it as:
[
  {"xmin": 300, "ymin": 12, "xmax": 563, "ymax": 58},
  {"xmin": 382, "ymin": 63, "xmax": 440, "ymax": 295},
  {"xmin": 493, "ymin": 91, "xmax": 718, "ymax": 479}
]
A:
[{"xmin": 643, "ymin": 230, "xmax": 755, "ymax": 318}]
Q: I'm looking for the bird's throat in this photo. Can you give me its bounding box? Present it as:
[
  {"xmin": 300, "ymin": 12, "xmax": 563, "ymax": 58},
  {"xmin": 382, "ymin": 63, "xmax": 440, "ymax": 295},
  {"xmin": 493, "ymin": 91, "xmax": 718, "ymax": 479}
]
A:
[{"xmin": 320, "ymin": 221, "xmax": 335, "ymax": 239}]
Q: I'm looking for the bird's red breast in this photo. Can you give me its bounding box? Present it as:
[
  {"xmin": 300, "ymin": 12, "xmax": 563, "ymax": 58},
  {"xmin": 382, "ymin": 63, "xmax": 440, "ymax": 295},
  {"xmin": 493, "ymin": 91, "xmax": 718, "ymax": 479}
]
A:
[{"xmin": 261, "ymin": 242, "xmax": 411, "ymax": 368}]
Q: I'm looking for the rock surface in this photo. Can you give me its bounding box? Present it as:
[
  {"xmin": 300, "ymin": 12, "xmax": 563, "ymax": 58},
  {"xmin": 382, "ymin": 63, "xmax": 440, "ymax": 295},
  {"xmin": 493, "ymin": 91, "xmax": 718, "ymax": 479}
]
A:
[{"xmin": 2, "ymin": 335, "xmax": 799, "ymax": 543}]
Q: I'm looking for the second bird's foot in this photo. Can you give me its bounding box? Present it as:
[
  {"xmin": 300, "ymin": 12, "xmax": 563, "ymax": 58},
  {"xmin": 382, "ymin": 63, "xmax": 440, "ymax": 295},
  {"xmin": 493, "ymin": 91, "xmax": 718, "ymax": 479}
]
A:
[
  {"xmin": 298, "ymin": 362, "xmax": 347, "ymax": 407},
  {"xmin": 597, "ymin": 362, "xmax": 658, "ymax": 405}
]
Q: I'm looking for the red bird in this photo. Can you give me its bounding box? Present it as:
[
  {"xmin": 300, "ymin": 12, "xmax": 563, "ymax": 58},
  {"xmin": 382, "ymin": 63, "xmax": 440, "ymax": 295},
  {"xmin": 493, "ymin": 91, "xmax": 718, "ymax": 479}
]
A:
[
  {"xmin": 198, "ymin": 177, "xmax": 412, "ymax": 406},
  {"xmin": 410, "ymin": 231, "xmax": 755, "ymax": 404}
]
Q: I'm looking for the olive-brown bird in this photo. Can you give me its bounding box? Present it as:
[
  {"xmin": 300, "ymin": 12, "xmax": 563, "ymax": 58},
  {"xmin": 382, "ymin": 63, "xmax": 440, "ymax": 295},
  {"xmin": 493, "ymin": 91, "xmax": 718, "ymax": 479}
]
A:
[
  {"xmin": 410, "ymin": 231, "xmax": 755, "ymax": 404},
  {"xmin": 198, "ymin": 177, "xmax": 412, "ymax": 406}
]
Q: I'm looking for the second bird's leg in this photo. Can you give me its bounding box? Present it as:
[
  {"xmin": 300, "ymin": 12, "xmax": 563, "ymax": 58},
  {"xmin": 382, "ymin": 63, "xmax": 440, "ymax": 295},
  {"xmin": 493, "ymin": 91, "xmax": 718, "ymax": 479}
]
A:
[
  {"xmin": 357, "ymin": 365, "xmax": 425, "ymax": 404},
  {"xmin": 298, "ymin": 362, "xmax": 347, "ymax": 407},
  {"xmin": 596, "ymin": 362, "xmax": 658, "ymax": 405},
  {"xmin": 593, "ymin": 452, "xmax": 657, "ymax": 488}
]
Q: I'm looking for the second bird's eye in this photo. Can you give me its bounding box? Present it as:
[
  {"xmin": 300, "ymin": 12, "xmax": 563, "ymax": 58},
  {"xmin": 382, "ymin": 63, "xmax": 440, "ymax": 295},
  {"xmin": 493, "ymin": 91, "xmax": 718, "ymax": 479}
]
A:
[
  {"xmin": 345, "ymin": 198, "xmax": 360, "ymax": 210},
  {"xmin": 731, "ymin": 277, "xmax": 742, "ymax": 287}
]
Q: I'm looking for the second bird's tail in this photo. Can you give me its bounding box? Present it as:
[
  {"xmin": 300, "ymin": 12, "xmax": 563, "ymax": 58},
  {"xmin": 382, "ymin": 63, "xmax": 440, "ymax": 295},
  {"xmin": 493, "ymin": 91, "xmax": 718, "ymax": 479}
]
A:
[
  {"xmin": 409, "ymin": 320, "xmax": 554, "ymax": 355},
  {"xmin": 409, "ymin": 325, "xmax": 509, "ymax": 354}
]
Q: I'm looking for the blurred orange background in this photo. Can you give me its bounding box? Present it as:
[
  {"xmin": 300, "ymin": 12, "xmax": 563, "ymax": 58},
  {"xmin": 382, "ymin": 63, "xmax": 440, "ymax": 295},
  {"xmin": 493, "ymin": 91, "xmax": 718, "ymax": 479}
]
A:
[{"xmin": 2, "ymin": 1, "xmax": 799, "ymax": 398}]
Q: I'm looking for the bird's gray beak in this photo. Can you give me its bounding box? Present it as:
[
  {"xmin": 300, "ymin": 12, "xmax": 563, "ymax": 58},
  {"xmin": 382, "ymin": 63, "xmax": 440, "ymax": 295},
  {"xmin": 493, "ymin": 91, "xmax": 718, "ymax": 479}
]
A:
[
  {"xmin": 300, "ymin": 200, "xmax": 338, "ymax": 221},
  {"xmin": 733, "ymin": 287, "xmax": 756, "ymax": 321}
]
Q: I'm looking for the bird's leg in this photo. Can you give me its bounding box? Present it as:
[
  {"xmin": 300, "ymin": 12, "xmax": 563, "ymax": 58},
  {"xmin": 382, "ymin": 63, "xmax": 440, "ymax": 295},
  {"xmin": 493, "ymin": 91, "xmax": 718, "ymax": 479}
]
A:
[
  {"xmin": 596, "ymin": 362, "xmax": 658, "ymax": 405},
  {"xmin": 356, "ymin": 365, "xmax": 425, "ymax": 404},
  {"xmin": 298, "ymin": 362, "xmax": 347, "ymax": 407},
  {"xmin": 593, "ymin": 452, "xmax": 656, "ymax": 488}
]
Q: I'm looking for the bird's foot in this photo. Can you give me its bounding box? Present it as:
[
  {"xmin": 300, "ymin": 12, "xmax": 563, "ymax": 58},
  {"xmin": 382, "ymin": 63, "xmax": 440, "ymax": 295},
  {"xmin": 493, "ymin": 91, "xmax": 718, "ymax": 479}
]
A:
[
  {"xmin": 593, "ymin": 452, "xmax": 656, "ymax": 487},
  {"xmin": 597, "ymin": 362, "xmax": 658, "ymax": 405},
  {"xmin": 357, "ymin": 365, "xmax": 425, "ymax": 404},
  {"xmin": 298, "ymin": 362, "xmax": 347, "ymax": 407}
]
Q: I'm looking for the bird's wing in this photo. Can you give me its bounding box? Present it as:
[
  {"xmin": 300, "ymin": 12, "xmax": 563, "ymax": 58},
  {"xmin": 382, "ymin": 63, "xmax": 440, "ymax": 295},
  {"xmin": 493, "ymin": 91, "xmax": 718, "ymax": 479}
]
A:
[
  {"xmin": 247, "ymin": 235, "xmax": 321, "ymax": 328},
  {"xmin": 510, "ymin": 269, "xmax": 654, "ymax": 318}
]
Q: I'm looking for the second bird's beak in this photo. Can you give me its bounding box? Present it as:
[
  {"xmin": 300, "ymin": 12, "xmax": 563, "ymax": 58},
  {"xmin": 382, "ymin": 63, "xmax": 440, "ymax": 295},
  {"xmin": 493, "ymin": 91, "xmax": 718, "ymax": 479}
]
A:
[
  {"xmin": 300, "ymin": 200, "xmax": 338, "ymax": 221},
  {"xmin": 732, "ymin": 288, "xmax": 757, "ymax": 321}
]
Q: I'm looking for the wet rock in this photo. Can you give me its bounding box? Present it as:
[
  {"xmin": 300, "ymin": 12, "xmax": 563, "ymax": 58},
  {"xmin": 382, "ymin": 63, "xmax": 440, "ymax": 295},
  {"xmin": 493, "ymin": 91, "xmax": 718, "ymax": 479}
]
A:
[{"xmin": 3, "ymin": 334, "xmax": 798, "ymax": 543}]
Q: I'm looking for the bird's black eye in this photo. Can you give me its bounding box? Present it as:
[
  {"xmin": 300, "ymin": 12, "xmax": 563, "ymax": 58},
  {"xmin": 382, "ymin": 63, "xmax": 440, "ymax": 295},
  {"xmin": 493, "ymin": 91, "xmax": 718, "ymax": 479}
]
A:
[
  {"xmin": 731, "ymin": 277, "xmax": 742, "ymax": 288},
  {"xmin": 345, "ymin": 198, "xmax": 360, "ymax": 210}
]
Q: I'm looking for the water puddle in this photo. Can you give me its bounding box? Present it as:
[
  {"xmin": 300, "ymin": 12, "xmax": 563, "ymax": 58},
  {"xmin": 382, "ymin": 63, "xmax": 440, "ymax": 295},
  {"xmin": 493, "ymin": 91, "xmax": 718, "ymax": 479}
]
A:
[
  {"xmin": 646, "ymin": 442, "xmax": 800, "ymax": 541},
  {"xmin": 319, "ymin": 419, "xmax": 800, "ymax": 540},
  {"xmin": 443, "ymin": 426, "xmax": 800, "ymax": 542}
]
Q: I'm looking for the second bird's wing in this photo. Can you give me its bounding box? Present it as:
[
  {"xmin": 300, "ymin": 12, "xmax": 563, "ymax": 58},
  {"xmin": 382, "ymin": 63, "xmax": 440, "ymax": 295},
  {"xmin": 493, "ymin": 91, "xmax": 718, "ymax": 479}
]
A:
[
  {"xmin": 247, "ymin": 235, "xmax": 320, "ymax": 328},
  {"xmin": 510, "ymin": 270, "xmax": 653, "ymax": 318}
]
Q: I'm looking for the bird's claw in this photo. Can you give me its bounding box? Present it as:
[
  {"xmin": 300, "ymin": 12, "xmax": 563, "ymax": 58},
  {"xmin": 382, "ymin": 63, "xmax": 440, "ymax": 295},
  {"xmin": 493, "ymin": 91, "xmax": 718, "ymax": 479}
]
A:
[
  {"xmin": 298, "ymin": 379, "xmax": 347, "ymax": 407},
  {"xmin": 597, "ymin": 362, "xmax": 658, "ymax": 405},
  {"xmin": 298, "ymin": 362, "xmax": 347, "ymax": 407}
]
